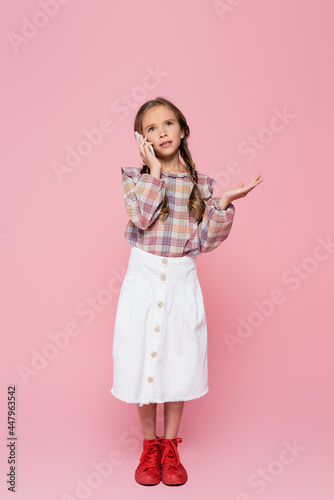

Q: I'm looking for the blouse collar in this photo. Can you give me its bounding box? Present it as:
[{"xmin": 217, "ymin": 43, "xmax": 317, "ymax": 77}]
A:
[{"xmin": 161, "ymin": 170, "xmax": 188, "ymax": 178}]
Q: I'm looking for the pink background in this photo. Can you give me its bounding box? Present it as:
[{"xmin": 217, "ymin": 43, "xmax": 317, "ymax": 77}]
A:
[{"xmin": 1, "ymin": 0, "xmax": 333, "ymax": 498}]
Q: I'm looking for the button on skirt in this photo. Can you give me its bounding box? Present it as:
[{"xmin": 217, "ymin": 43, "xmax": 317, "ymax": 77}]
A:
[{"xmin": 110, "ymin": 245, "xmax": 208, "ymax": 406}]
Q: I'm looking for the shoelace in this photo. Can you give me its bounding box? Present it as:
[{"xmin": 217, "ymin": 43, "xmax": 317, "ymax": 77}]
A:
[
  {"xmin": 161, "ymin": 438, "xmax": 182, "ymax": 468},
  {"xmin": 138, "ymin": 441, "xmax": 165, "ymax": 470}
]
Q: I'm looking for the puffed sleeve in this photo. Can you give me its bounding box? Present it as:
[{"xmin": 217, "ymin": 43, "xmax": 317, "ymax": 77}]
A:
[
  {"xmin": 121, "ymin": 167, "xmax": 166, "ymax": 230},
  {"xmin": 196, "ymin": 174, "xmax": 235, "ymax": 253}
]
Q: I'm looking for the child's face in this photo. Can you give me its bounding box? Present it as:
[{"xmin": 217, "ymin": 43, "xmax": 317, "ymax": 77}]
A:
[{"xmin": 141, "ymin": 105, "xmax": 184, "ymax": 157}]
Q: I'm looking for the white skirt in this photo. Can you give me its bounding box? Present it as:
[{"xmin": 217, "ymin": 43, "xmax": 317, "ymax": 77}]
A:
[{"xmin": 110, "ymin": 245, "xmax": 208, "ymax": 406}]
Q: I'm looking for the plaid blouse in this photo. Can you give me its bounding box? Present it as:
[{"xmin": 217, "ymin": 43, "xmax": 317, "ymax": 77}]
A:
[{"xmin": 121, "ymin": 167, "xmax": 236, "ymax": 257}]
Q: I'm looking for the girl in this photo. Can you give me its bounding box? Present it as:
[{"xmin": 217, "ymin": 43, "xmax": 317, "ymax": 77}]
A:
[{"xmin": 111, "ymin": 97, "xmax": 263, "ymax": 487}]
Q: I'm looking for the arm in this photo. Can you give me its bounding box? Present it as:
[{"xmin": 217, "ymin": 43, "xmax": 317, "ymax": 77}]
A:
[
  {"xmin": 197, "ymin": 196, "xmax": 235, "ymax": 253},
  {"xmin": 197, "ymin": 172, "xmax": 263, "ymax": 253},
  {"xmin": 121, "ymin": 168, "xmax": 166, "ymax": 230}
]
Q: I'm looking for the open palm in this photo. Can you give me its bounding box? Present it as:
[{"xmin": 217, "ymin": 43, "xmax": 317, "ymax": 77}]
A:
[{"xmin": 222, "ymin": 175, "xmax": 263, "ymax": 203}]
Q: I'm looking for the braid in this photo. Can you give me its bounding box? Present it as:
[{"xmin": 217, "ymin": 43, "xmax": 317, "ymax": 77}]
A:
[{"xmin": 179, "ymin": 137, "xmax": 205, "ymax": 223}]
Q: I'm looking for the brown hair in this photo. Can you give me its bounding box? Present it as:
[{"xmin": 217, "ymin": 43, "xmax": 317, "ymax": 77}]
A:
[{"xmin": 134, "ymin": 96, "xmax": 206, "ymax": 223}]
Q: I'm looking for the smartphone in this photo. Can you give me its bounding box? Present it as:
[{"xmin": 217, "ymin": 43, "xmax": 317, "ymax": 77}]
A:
[{"xmin": 134, "ymin": 131, "xmax": 155, "ymax": 157}]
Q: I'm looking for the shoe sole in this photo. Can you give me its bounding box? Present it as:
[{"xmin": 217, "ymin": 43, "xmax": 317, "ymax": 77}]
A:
[
  {"xmin": 162, "ymin": 481, "xmax": 187, "ymax": 486},
  {"xmin": 135, "ymin": 482, "xmax": 161, "ymax": 486},
  {"xmin": 135, "ymin": 477, "xmax": 161, "ymax": 486}
]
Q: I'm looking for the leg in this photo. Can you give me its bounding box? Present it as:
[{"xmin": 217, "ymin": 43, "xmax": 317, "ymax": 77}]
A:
[
  {"xmin": 137, "ymin": 403, "xmax": 157, "ymax": 440},
  {"xmin": 163, "ymin": 401, "xmax": 185, "ymax": 439}
]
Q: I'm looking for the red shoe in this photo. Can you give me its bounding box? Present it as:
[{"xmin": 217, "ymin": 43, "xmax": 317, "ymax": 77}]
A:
[
  {"xmin": 134, "ymin": 436, "xmax": 164, "ymax": 486},
  {"xmin": 160, "ymin": 437, "xmax": 188, "ymax": 486}
]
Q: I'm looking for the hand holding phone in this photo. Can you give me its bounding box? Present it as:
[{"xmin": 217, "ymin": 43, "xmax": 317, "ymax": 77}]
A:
[{"xmin": 135, "ymin": 131, "xmax": 155, "ymax": 157}]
